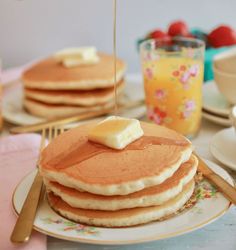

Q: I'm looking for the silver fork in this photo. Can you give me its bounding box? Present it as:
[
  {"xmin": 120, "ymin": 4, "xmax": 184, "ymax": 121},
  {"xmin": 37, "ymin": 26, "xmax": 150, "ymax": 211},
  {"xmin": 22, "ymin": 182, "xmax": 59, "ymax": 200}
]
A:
[{"xmin": 10, "ymin": 126, "xmax": 64, "ymax": 243}]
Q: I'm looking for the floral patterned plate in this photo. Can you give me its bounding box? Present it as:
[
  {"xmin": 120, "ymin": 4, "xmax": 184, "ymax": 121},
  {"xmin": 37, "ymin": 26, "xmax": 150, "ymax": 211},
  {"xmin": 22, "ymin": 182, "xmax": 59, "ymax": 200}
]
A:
[{"xmin": 12, "ymin": 160, "xmax": 233, "ymax": 245}]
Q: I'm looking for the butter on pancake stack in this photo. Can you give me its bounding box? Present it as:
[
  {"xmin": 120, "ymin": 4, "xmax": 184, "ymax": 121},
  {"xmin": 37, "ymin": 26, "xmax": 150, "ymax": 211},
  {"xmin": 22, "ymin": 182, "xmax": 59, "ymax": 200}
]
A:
[
  {"xmin": 22, "ymin": 51, "xmax": 126, "ymax": 119},
  {"xmin": 40, "ymin": 119, "xmax": 198, "ymax": 227}
]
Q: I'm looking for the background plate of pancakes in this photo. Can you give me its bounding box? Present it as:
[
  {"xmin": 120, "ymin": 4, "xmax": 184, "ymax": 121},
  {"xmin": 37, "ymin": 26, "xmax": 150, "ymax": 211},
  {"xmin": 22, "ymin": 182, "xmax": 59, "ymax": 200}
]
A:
[
  {"xmin": 3, "ymin": 53, "xmax": 146, "ymax": 127},
  {"xmin": 3, "ymin": 75, "xmax": 146, "ymax": 128},
  {"xmin": 12, "ymin": 148, "xmax": 232, "ymax": 244}
]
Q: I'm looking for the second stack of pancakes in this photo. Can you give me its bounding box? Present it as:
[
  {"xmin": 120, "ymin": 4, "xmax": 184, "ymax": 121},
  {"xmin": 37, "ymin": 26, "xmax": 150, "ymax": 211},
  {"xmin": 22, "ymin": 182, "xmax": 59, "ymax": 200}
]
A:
[
  {"xmin": 22, "ymin": 52, "xmax": 126, "ymax": 119},
  {"xmin": 40, "ymin": 121, "xmax": 198, "ymax": 227}
]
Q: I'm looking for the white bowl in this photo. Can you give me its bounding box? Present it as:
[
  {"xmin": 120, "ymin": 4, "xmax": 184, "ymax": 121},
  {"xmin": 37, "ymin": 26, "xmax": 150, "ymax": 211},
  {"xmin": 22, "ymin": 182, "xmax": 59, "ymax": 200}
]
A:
[
  {"xmin": 213, "ymin": 66, "xmax": 236, "ymax": 104},
  {"xmin": 214, "ymin": 47, "xmax": 236, "ymax": 73},
  {"xmin": 230, "ymin": 105, "xmax": 236, "ymax": 130}
]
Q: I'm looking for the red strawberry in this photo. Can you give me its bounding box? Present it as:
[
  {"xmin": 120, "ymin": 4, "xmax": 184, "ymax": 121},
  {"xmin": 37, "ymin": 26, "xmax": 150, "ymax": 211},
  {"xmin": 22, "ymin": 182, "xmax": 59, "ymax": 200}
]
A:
[
  {"xmin": 208, "ymin": 25, "xmax": 236, "ymax": 48},
  {"xmin": 149, "ymin": 29, "xmax": 169, "ymax": 39},
  {"xmin": 168, "ymin": 21, "xmax": 189, "ymax": 37}
]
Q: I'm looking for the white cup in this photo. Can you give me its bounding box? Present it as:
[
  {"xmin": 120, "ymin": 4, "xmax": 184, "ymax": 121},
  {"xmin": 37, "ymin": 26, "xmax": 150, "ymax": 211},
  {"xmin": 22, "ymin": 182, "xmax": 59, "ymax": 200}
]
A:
[{"xmin": 230, "ymin": 106, "xmax": 236, "ymax": 131}]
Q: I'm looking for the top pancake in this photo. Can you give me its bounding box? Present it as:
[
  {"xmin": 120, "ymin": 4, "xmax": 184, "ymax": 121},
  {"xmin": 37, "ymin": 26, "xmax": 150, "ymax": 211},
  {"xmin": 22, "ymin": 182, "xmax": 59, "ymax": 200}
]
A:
[
  {"xmin": 40, "ymin": 122, "xmax": 192, "ymax": 196},
  {"xmin": 22, "ymin": 53, "xmax": 126, "ymax": 90}
]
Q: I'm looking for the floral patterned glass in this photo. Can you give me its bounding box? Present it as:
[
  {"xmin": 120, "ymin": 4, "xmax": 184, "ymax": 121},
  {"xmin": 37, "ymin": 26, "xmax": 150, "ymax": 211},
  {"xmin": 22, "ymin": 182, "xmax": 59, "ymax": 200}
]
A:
[{"xmin": 140, "ymin": 37, "xmax": 205, "ymax": 138}]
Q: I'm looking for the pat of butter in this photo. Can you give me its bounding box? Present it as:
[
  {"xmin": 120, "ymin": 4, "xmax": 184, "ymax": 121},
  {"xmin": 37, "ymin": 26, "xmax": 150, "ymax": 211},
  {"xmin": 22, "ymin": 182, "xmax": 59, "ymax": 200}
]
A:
[
  {"xmin": 62, "ymin": 55, "xmax": 99, "ymax": 68},
  {"xmin": 88, "ymin": 116, "xmax": 144, "ymax": 150},
  {"xmin": 54, "ymin": 47, "xmax": 99, "ymax": 67}
]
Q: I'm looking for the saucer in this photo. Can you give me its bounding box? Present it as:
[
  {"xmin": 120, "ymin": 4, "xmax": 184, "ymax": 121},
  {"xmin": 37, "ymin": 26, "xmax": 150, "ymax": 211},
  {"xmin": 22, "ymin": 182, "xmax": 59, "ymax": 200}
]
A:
[
  {"xmin": 202, "ymin": 110, "xmax": 231, "ymax": 127},
  {"xmin": 210, "ymin": 127, "xmax": 236, "ymax": 171},
  {"xmin": 203, "ymin": 81, "xmax": 231, "ymax": 117}
]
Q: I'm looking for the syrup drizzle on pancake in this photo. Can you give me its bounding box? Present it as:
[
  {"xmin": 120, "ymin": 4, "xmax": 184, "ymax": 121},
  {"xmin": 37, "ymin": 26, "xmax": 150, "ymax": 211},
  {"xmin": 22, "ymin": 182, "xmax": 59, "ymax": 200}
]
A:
[{"xmin": 46, "ymin": 136, "xmax": 189, "ymax": 169}]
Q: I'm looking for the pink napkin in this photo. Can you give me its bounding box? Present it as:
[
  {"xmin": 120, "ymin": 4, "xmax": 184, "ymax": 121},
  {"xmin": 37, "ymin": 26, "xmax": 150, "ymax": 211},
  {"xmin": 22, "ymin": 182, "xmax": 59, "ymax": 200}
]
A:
[
  {"xmin": 0, "ymin": 134, "xmax": 47, "ymax": 250},
  {"xmin": 1, "ymin": 60, "xmax": 37, "ymax": 85},
  {"xmin": 1, "ymin": 66, "xmax": 26, "ymax": 85}
]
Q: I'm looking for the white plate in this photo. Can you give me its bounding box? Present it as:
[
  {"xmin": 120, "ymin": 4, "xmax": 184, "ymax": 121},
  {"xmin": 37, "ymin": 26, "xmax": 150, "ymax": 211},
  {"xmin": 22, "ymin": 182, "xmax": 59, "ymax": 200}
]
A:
[
  {"xmin": 3, "ymin": 75, "xmax": 146, "ymax": 127},
  {"xmin": 203, "ymin": 81, "xmax": 231, "ymax": 117},
  {"xmin": 202, "ymin": 111, "xmax": 231, "ymax": 127},
  {"xmin": 210, "ymin": 127, "xmax": 236, "ymax": 171},
  {"xmin": 12, "ymin": 160, "xmax": 232, "ymax": 245}
]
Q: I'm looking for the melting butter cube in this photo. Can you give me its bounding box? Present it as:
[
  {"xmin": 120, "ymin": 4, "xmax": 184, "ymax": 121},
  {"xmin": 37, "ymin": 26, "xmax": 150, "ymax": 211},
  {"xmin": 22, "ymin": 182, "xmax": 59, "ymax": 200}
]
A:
[
  {"xmin": 88, "ymin": 116, "xmax": 144, "ymax": 150},
  {"xmin": 54, "ymin": 47, "xmax": 99, "ymax": 67},
  {"xmin": 62, "ymin": 55, "xmax": 99, "ymax": 68},
  {"xmin": 54, "ymin": 47, "xmax": 97, "ymax": 60}
]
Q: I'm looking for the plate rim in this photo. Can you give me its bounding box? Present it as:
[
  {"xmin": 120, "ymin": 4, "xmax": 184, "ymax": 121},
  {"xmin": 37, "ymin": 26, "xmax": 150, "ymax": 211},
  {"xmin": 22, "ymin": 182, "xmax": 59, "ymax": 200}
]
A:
[
  {"xmin": 202, "ymin": 111, "xmax": 231, "ymax": 127},
  {"xmin": 12, "ymin": 161, "xmax": 232, "ymax": 245},
  {"xmin": 210, "ymin": 127, "xmax": 236, "ymax": 171}
]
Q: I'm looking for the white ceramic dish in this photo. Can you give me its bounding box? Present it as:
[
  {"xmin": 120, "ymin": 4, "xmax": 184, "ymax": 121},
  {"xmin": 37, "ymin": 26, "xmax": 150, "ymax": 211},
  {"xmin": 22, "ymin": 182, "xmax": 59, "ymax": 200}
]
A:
[
  {"xmin": 213, "ymin": 48, "xmax": 236, "ymax": 105},
  {"xmin": 3, "ymin": 75, "xmax": 146, "ymax": 127},
  {"xmin": 12, "ymin": 160, "xmax": 232, "ymax": 245},
  {"xmin": 203, "ymin": 81, "xmax": 231, "ymax": 117},
  {"xmin": 202, "ymin": 111, "xmax": 231, "ymax": 127},
  {"xmin": 210, "ymin": 127, "xmax": 236, "ymax": 171},
  {"xmin": 230, "ymin": 105, "xmax": 236, "ymax": 131}
]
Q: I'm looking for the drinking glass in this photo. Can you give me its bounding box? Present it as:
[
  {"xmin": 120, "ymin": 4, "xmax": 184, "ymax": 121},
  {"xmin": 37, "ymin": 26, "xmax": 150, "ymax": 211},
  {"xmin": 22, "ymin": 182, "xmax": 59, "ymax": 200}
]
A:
[{"xmin": 140, "ymin": 37, "xmax": 205, "ymax": 138}]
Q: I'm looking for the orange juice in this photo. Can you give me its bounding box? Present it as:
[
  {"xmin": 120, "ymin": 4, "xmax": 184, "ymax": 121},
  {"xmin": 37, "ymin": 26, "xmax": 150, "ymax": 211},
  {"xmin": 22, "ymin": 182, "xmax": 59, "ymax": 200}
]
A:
[{"xmin": 140, "ymin": 38, "xmax": 205, "ymax": 137}]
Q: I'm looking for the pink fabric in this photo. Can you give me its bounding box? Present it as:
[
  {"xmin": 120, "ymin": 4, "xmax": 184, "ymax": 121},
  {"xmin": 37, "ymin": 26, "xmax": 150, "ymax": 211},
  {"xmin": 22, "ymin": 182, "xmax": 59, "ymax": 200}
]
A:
[
  {"xmin": 1, "ymin": 60, "xmax": 37, "ymax": 85},
  {"xmin": 0, "ymin": 134, "xmax": 47, "ymax": 250},
  {"xmin": 1, "ymin": 66, "xmax": 26, "ymax": 85}
]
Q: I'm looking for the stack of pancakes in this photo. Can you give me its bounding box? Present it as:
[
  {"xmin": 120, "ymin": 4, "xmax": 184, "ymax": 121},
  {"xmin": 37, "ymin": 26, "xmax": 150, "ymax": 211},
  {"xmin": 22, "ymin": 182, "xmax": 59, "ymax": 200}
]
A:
[
  {"xmin": 22, "ymin": 53, "xmax": 126, "ymax": 119},
  {"xmin": 39, "ymin": 122, "xmax": 198, "ymax": 227}
]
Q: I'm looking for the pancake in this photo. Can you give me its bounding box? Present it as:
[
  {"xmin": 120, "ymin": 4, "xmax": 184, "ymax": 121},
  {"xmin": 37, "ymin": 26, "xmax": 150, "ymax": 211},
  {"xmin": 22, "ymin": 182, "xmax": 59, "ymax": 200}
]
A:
[
  {"xmin": 23, "ymin": 97, "xmax": 116, "ymax": 119},
  {"xmin": 47, "ymin": 179, "xmax": 195, "ymax": 227},
  {"xmin": 39, "ymin": 122, "xmax": 193, "ymax": 195},
  {"xmin": 24, "ymin": 80, "xmax": 125, "ymax": 106},
  {"xmin": 45, "ymin": 155, "xmax": 198, "ymax": 210},
  {"xmin": 22, "ymin": 52, "xmax": 126, "ymax": 90}
]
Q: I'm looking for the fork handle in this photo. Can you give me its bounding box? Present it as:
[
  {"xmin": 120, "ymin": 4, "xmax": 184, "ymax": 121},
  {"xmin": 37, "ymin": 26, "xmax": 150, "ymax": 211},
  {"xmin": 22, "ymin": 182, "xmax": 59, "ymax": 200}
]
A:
[
  {"xmin": 11, "ymin": 171, "xmax": 43, "ymax": 243},
  {"xmin": 207, "ymin": 172, "xmax": 236, "ymax": 205}
]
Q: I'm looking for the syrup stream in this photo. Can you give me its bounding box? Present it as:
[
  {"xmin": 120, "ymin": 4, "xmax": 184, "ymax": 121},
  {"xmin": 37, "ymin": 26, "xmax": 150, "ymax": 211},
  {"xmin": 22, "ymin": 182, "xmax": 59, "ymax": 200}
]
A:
[
  {"xmin": 113, "ymin": 0, "xmax": 118, "ymax": 114},
  {"xmin": 44, "ymin": 1, "xmax": 191, "ymax": 171}
]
